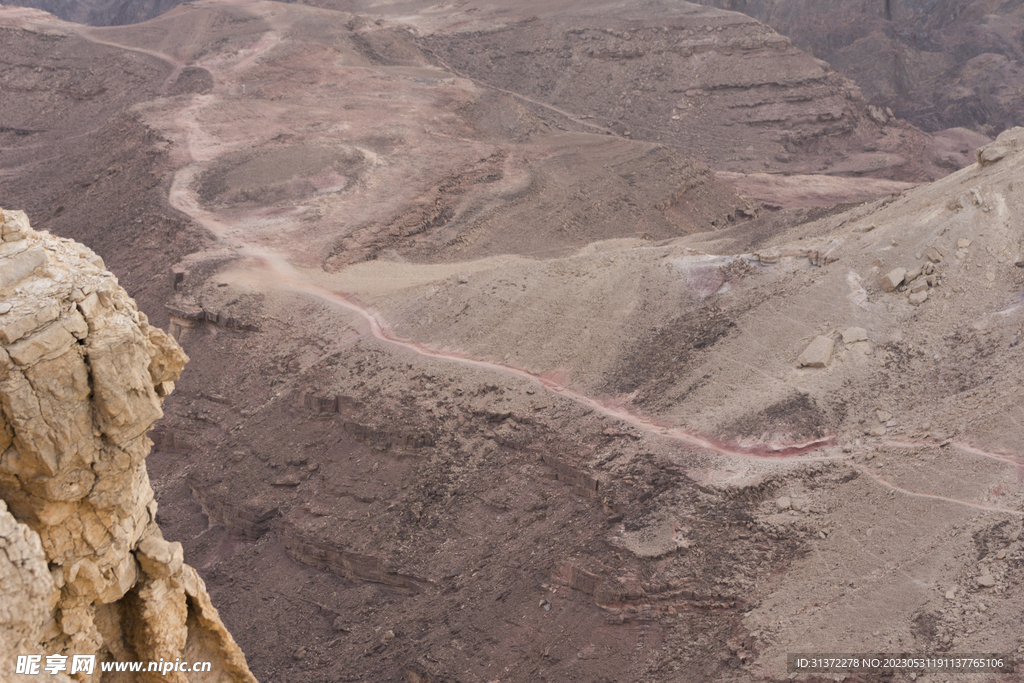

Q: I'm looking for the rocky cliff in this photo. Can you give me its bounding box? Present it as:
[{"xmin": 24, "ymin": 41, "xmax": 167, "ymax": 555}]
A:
[
  {"xmin": 696, "ymin": 0, "xmax": 1024, "ymax": 133},
  {"xmin": 0, "ymin": 208, "xmax": 255, "ymax": 682}
]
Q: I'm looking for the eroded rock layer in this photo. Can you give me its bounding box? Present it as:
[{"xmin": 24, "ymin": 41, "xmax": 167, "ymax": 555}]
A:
[{"xmin": 0, "ymin": 208, "xmax": 255, "ymax": 682}]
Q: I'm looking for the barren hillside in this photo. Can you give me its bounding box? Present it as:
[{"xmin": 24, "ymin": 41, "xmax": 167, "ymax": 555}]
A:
[
  {"xmin": 697, "ymin": 0, "xmax": 1024, "ymax": 134},
  {"xmin": 2, "ymin": 1, "xmax": 1023, "ymax": 682}
]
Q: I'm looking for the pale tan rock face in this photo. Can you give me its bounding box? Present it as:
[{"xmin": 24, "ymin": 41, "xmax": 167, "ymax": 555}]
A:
[{"xmin": 0, "ymin": 209, "xmax": 256, "ymax": 682}]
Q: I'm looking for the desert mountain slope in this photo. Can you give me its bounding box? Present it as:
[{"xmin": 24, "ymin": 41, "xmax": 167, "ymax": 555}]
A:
[
  {"xmin": 2, "ymin": 1, "xmax": 1024, "ymax": 682},
  {"xmin": 0, "ymin": 0, "xmax": 188, "ymax": 25},
  {"xmin": 697, "ymin": 0, "xmax": 1024, "ymax": 134},
  {"xmin": 361, "ymin": 129, "xmax": 1024, "ymax": 458},
  {"xmin": 410, "ymin": 0, "xmax": 956, "ymax": 181}
]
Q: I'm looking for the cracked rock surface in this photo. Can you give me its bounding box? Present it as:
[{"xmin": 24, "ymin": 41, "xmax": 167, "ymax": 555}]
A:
[{"xmin": 0, "ymin": 208, "xmax": 255, "ymax": 682}]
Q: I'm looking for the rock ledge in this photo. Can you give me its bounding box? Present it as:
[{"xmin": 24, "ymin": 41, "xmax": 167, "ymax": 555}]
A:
[{"xmin": 0, "ymin": 209, "xmax": 256, "ymax": 682}]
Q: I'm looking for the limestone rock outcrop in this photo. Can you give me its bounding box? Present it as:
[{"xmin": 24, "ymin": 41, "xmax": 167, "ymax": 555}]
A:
[{"xmin": 0, "ymin": 208, "xmax": 256, "ymax": 682}]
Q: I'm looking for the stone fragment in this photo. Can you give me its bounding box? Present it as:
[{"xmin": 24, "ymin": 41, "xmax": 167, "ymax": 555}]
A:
[
  {"xmin": 61, "ymin": 310, "xmax": 88, "ymax": 340},
  {"xmin": 0, "ymin": 303, "xmax": 11, "ymax": 315},
  {"xmin": 908, "ymin": 290, "xmax": 929, "ymax": 305},
  {"xmin": 6, "ymin": 321, "xmax": 77, "ymax": 365},
  {"xmin": 909, "ymin": 279, "xmax": 928, "ymax": 294},
  {"xmin": 976, "ymin": 574, "xmax": 996, "ymax": 588},
  {"xmin": 0, "ymin": 300, "xmax": 60, "ymax": 345},
  {"xmin": 925, "ymin": 246, "xmax": 946, "ymax": 263},
  {"xmin": 957, "ymin": 239, "xmax": 972, "ymax": 248},
  {"xmin": 905, "ymin": 266, "xmax": 923, "ymax": 282},
  {"xmin": 996, "ymin": 549, "xmax": 1006, "ymax": 560},
  {"xmin": 923, "ymin": 262, "xmax": 935, "ymax": 275},
  {"xmin": 78, "ymin": 291, "xmax": 101, "ymax": 320},
  {"xmin": 976, "ymin": 143, "xmax": 1011, "ymax": 166},
  {"xmin": 136, "ymin": 534, "xmax": 184, "ymax": 578},
  {"xmin": 798, "ymin": 336, "xmax": 834, "ymax": 368},
  {"xmin": 775, "ymin": 496, "xmax": 791, "ymax": 510},
  {"xmin": 875, "ymin": 410, "xmax": 891, "ymax": 422},
  {"xmin": 880, "ymin": 268, "xmax": 906, "ymax": 292},
  {"xmin": 791, "ymin": 499, "xmax": 802, "ymax": 511},
  {"xmin": 868, "ymin": 426, "xmax": 887, "ymax": 437},
  {"xmin": 841, "ymin": 327, "xmax": 868, "ymax": 344},
  {"xmin": 0, "ymin": 209, "xmax": 31, "ymax": 242},
  {"xmin": 945, "ymin": 588, "xmax": 956, "ymax": 600},
  {"xmin": 0, "ymin": 246, "xmax": 47, "ymax": 289}
]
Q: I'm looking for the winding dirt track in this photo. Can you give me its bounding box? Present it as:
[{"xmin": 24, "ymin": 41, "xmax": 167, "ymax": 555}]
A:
[
  {"xmin": 79, "ymin": 19, "xmax": 839, "ymax": 462},
  {"xmin": 77, "ymin": 21, "xmax": 1024, "ymax": 520},
  {"xmin": 423, "ymin": 48, "xmax": 619, "ymax": 136},
  {"xmin": 83, "ymin": 30, "xmax": 186, "ymax": 92}
]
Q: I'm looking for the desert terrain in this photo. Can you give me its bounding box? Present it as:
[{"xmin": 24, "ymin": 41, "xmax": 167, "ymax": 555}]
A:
[{"xmin": 2, "ymin": 0, "xmax": 1024, "ymax": 682}]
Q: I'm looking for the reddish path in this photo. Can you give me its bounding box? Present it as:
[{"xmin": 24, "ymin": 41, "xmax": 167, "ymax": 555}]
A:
[
  {"xmin": 250, "ymin": 257, "xmax": 1024, "ymax": 518},
  {"xmin": 76, "ymin": 11, "xmax": 1024, "ymax": 519},
  {"xmin": 252, "ymin": 250, "xmax": 836, "ymax": 460}
]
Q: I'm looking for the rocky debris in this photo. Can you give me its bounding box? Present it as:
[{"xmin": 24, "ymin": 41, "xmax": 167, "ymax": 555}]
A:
[
  {"xmin": 880, "ymin": 268, "xmax": 906, "ymax": 292},
  {"xmin": 878, "ymin": 257, "xmax": 941, "ymax": 304},
  {"xmin": 279, "ymin": 517, "xmax": 426, "ymax": 593},
  {"xmin": 300, "ymin": 392, "xmax": 436, "ymax": 450},
  {"xmin": 540, "ymin": 452, "xmax": 601, "ymax": 499},
  {"xmin": 840, "ymin": 327, "xmax": 868, "ymax": 344},
  {"xmin": 0, "ymin": 209, "xmax": 256, "ymax": 682},
  {"xmin": 775, "ymin": 496, "xmax": 791, "ymax": 511},
  {"xmin": 925, "ymin": 246, "xmax": 946, "ymax": 263},
  {"xmin": 976, "ymin": 128, "xmax": 1021, "ymax": 166},
  {"xmin": 189, "ymin": 484, "xmax": 279, "ymax": 539},
  {"xmin": 908, "ymin": 290, "xmax": 929, "ymax": 306},
  {"xmin": 976, "ymin": 574, "xmax": 996, "ymax": 588},
  {"xmin": 866, "ymin": 104, "xmax": 889, "ymax": 125},
  {"xmin": 797, "ymin": 336, "xmax": 834, "ymax": 368},
  {"xmin": 552, "ymin": 561, "xmax": 603, "ymax": 596},
  {"xmin": 165, "ymin": 300, "xmax": 259, "ymax": 338}
]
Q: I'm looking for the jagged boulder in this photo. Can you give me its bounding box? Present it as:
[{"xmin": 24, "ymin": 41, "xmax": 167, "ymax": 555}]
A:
[{"xmin": 0, "ymin": 208, "xmax": 256, "ymax": 682}]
